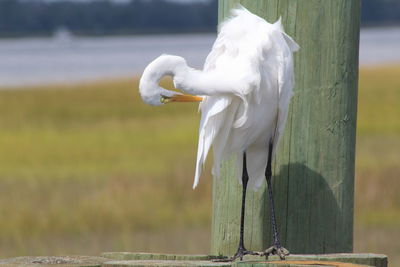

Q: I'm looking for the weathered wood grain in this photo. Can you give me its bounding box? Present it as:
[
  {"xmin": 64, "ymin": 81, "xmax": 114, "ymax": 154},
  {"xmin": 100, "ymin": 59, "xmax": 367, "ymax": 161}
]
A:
[
  {"xmin": 102, "ymin": 260, "xmax": 231, "ymax": 267},
  {"xmin": 100, "ymin": 253, "xmax": 387, "ymax": 267},
  {"xmin": 101, "ymin": 253, "xmax": 226, "ymax": 261},
  {"xmin": 212, "ymin": 0, "xmax": 360, "ymax": 256},
  {"xmin": 236, "ymin": 261, "xmax": 370, "ymax": 267},
  {"xmin": 237, "ymin": 254, "xmax": 388, "ymax": 267},
  {"xmin": 0, "ymin": 256, "xmax": 107, "ymax": 267},
  {"xmin": 103, "ymin": 260, "xmax": 369, "ymax": 267}
]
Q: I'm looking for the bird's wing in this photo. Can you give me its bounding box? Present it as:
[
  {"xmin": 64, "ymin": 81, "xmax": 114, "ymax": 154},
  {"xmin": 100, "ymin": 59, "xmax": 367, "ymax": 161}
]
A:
[
  {"xmin": 272, "ymin": 20, "xmax": 299, "ymax": 154},
  {"xmin": 203, "ymin": 34, "xmax": 225, "ymax": 72},
  {"xmin": 193, "ymin": 96, "xmax": 233, "ymax": 188},
  {"xmin": 244, "ymin": 20, "xmax": 299, "ymax": 191},
  {"xmin": 193, "ymin": 8, "xmax": 299, "ymax": 188},
  {"xmin": 203, "ymin": 9, "xmax": 263, "ymax": 130},
  {"xmin": 193, "ymin": 13, "xmax": 241, "ymax": 188}
]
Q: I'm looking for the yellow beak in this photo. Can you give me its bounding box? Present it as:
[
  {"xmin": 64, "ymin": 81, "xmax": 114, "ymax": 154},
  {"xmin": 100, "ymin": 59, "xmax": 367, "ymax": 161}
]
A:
[{"xmin": 161, "ymin": 94, "xmax": 203, "ymax": 104}]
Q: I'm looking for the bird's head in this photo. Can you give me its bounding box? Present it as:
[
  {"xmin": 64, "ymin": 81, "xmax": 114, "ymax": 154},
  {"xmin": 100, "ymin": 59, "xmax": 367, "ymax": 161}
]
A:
[{"xmin": 139, "ymin": 55, "xmax": 203, "ymax": 106}]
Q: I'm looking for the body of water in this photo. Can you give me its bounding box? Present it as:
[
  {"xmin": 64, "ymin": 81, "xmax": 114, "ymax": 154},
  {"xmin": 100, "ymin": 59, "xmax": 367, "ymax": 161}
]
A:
[{"xmin": 0, "ymin": 28, "xmax": 399, "ymax": 87}]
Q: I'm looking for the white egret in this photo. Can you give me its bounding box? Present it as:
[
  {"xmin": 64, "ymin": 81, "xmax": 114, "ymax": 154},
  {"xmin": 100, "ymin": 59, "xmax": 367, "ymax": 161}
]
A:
[{"xmin": 139, "ymin": 6, "xmax": 299, "ymax": 261}]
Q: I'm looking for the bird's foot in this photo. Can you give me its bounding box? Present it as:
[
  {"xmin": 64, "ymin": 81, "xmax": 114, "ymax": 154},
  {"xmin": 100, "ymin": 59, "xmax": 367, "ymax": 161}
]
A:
[
  {"xmin": 213, "ymin": 247, "xmax": 260, "ymax": 262},
  {"xmin": 262, "ymin": 244, "xmax": 289, "ymax": 260}
]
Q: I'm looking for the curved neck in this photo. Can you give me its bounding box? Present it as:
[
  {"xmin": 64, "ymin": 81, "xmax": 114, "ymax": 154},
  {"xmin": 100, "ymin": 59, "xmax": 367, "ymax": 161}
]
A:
[
  {"xmin": 139, "ymin": 55, "xmax": 192, "ymax": 105},
  {"xmin": 143, "ymin": 55, "xmax": 188, "ymax": 86},
  {"xmin": 140, "ymin": 54, "xmax": 237, "ymax": 105}
]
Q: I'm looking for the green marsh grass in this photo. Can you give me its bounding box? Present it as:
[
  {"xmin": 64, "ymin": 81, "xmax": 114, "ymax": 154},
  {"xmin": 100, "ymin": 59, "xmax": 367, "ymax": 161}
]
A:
[
  {"xmin": 0, "ymin": 66, "xmax": 399, "ymax": 263},
  {"xmin": 0, "ymin": 78, "xmax": 212, "ymax": 256},
  {"xmin": 354, "ymin": 65, "xmax": 400, "ymax": 265}
]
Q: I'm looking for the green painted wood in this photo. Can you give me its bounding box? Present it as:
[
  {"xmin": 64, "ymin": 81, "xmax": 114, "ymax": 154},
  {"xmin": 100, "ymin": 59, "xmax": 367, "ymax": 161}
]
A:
[
  {"xmin": 102, "ymin": 260, "xmax": 231, "ymax": 267},
  {"xmin": 0, "ymin": 256, "xmax": 107, "ymax": 267},
  {"xmin": 103, "ymin": 260, "xmax": 370, "ymax": 267},
  {"xmin": 100, "ymin": 254, "xmax": 387, "ymax": 267},
  {"xmin": 101, "ymin": 253, "xmax": 226, "ymax": 261},
  {"xmin": 236, "ymin": 261, "xmax": 371, "ymax": 267},
  {"xmin": 212, "ymin": 0, "xmax": 360, "ymax": 256},
  {"xmin": 237, "ymin": 254, "xmax": 387, "ymax": 267}
]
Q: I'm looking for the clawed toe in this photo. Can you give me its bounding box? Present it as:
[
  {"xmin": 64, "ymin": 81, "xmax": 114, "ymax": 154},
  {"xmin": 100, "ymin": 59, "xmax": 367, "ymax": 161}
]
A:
[
  {"xmin": 212, "ymin": 246, "xmax": 288, "ymax": 262},
  {"xmin": 263, "ymin": 245, "xmax": 289, "ymax": 260},
  {"xmin": 230, "ymin": 249, "xmax": 254, "ymax": 261},
  {"xmin": 212, "ymin": 248, "xmax": 260, "ymax": 262}
]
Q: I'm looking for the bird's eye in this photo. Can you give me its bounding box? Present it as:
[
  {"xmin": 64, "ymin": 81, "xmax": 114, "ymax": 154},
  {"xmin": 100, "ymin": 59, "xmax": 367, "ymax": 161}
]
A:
[{"xmin": 160, "ymin": 95, "xmax": 171, "ymax": 104}]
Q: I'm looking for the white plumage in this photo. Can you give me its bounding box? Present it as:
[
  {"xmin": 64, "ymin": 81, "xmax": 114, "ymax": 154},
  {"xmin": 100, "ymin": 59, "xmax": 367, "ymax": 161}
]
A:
[{"xmin": 139, "ymin": 6, "xmax": 299, "ymax": 191}]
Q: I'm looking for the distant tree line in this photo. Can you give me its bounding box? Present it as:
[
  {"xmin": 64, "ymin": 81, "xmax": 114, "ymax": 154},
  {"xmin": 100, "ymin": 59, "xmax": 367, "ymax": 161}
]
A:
[
  {"xmin": 0, "ymin": 0, "xmax": 399, "ymax": 37},
  {"xmin": 362, "ymin": 0, "xmax": 400, "ymax": 26},
  {"xmin": 0, "ymin": 0, "xmax": 218, "ymax": 37}
]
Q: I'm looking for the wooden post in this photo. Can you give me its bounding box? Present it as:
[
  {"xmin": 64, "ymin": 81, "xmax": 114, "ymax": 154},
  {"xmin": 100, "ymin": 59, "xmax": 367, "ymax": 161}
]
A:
[
  {"xmin": 212, "ymin": 0, "xmax": 360, "ymax": 255},
  {"xmin": 101, "ymin": 253, "xmax": 388, "ymax": 267}
]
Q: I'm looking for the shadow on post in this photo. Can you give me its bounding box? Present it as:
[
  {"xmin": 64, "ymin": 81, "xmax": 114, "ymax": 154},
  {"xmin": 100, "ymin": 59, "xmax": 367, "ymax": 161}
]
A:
[{"xmin": 261, "ymin": 163, "xmax": 345, "ymax": 254}]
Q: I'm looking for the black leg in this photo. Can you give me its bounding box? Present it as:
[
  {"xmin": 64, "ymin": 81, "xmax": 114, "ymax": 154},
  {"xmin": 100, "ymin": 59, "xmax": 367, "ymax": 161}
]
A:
[
  {"xmin": 265, "ymin": 143, "xmax": 280, "ymax": 247},
  {"xmin": 216, "ymin": 153, "xmax": 258, "ymax": 262},
  {"xmin": 235, "ymin": 153, "xmax": 249, "ymax": 259},
  {"xmin": 264, "ymin": 143, "xmax": 289, "ymax": 260}
]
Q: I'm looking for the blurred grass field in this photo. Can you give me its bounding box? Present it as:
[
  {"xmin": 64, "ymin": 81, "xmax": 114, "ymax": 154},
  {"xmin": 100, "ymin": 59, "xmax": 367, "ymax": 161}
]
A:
[{"xmin": 0, "ymin": 66, "xmax": 399, "ymax": 263}]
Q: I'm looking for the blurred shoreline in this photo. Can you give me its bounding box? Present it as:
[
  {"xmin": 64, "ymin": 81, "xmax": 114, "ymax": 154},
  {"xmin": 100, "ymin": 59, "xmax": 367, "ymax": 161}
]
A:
[{"xmin": 0, "ymin": 27, "xmax": 399, "ymax": 88}]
